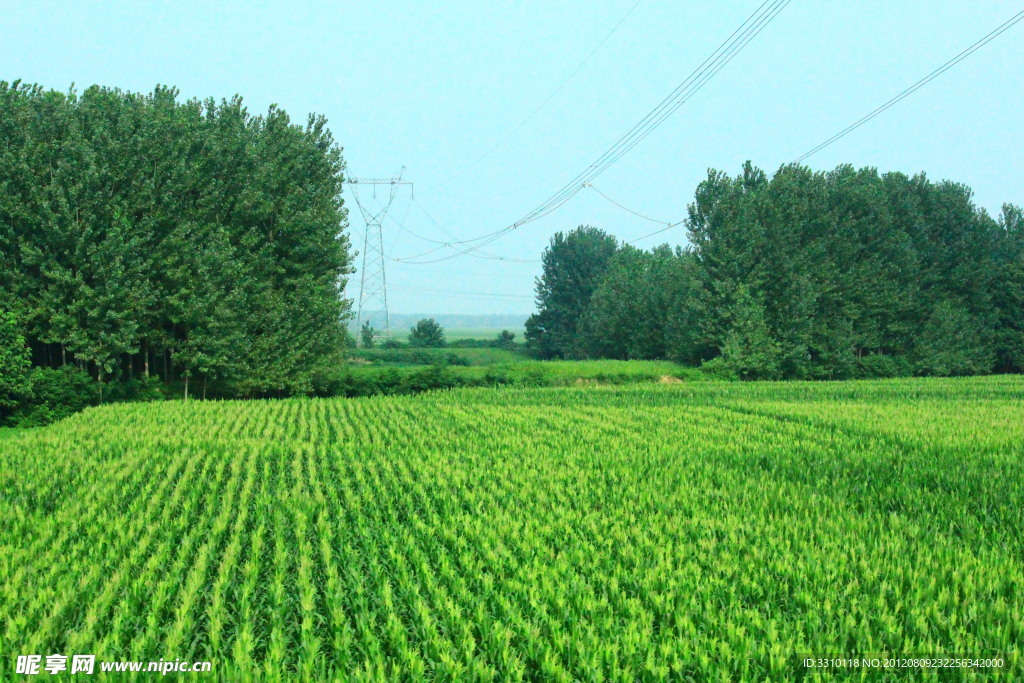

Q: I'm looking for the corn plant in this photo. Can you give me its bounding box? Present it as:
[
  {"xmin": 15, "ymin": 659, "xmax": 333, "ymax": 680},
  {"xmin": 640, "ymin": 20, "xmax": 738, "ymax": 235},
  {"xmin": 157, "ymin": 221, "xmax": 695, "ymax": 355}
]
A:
[{"xmin": 0, "ymin": 376, "xmax": 1022, "ymax": 680}]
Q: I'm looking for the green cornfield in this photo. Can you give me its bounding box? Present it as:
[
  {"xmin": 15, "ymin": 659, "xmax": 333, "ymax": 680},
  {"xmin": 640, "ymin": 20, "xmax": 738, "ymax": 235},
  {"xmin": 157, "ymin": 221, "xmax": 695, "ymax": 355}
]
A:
[{"xmin": 1, "ymin": 376, "xmax": 1022, "ymax": 681}]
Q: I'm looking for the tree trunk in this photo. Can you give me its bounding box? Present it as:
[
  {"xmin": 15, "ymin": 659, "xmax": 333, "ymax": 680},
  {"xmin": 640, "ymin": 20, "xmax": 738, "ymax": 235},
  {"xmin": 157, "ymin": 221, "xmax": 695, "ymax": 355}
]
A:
[
  {"xmin": 184, "ymin": 373, "xmax": 189, "ymax": 402},
  {"xmin": 98, "ymin": 367, "xmax": 104, "ymax": 404},
  {"xmin": 163, "ymin": 349, "xmax": 168, "ymax": 381},
  {"xmin": 61, "ymin": 344, "xmax": 66, "ymax": 366},
  {"xmin": 143, "ymin": 339, "xmax": 149, "ymax": 378},
  {"xmin": 203, "ymin": 375, "xmax": 208, "ymax": 401}
]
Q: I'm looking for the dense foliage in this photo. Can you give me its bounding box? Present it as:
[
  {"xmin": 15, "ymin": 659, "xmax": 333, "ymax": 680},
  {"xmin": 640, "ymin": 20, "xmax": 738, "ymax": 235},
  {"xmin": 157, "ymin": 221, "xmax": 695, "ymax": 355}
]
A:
[
  {"xmin": 525, "ymin": 227, "xmax": 618, "ymax": 358},
  {"xmin": 408, "ymin": 318, "xmax": 447, "ymax": 348},
  {"xmin": 359, "ymin": 322, "xmax": 376, "ymax": 348},
  {"xmin": 0, "ymin": 80, "xmax": 353, "ymax": 419},
  {"xmin": 578, "ymin": 244, "xmax": 699, "ymax": 362},
  {"xmin": 495, "ymin": 330, "xmax": 516, "ymax": 349},
  {"xmin": 529, "ymin": 163, "xmax": 1024, "ymax": 379},
  {"xmin": 0, "ymin": 310, "xmax": 31, "ymax": 410},
  {"xmin": 1, "ymin": 377, "xmax": 1021, "ymax": 679},
  {"xmin": 336, "ymin": 358, "xmax": 699, "ymax": 397}
]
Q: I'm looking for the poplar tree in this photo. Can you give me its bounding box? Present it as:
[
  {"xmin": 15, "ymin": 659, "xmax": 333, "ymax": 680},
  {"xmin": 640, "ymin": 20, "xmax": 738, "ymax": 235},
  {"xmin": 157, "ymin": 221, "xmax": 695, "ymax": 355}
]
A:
[
  {"xmin": 526, "ymin": 226, "xmax": 618, "ymax": 359},
  {"xmin": 0, "ymin": 80, "xmax": 354, "ymax": 399}
]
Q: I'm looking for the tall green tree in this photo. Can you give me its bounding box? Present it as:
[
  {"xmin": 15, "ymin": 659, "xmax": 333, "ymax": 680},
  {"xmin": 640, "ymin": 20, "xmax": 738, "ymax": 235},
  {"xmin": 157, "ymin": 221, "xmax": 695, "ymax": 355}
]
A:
[
  {"xmin": 993, "ymin": 204, "xmax": 1024, "ymax": 372},
  {"xmin": 409, "ymin": 319, "xmax": 446, "ymax": 348},
  {"xmin": 579, "ymin": 244, "xmax": 695, "ymax": 360},
  {"xmin": 526, "ymin": 226, "xmax": 618, "ymax": 359},
  {"xmin": 682, "ymin": 161, "xmax": 1006, "ymax": 379},
  {"xmin": 495, "ymin": 330, "xmax": 516, "ymax": 349},
  {"xmin": 0, "ymin": 80, "xmax": 354, "ymax": 405},
  {"xmin": 912, "ymin": 299, "xmax": 994, "ymax": 376},
  {"xmin": 360, "ymin": 322, "xmax": 376, "ymax": 348},
  {"xmin": 0, "ymin": 310, "xmax": 31, "ymax": 413},
  {"xmin": 717, "ymin": 284, "xmax": 782, "ymax": 380}
]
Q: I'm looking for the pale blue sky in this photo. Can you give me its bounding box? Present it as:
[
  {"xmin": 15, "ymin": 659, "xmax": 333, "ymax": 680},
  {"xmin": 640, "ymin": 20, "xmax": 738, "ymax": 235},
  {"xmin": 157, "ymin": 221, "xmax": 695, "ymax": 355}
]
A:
[{"xmin": 4, "ymin": 1, "xmax": 1022, "ymax": 314}]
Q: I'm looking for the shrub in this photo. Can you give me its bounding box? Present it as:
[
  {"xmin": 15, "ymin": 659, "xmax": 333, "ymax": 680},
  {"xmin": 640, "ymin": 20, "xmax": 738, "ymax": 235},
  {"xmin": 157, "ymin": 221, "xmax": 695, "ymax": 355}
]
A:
[
  {"xmin": 350, "ymin": 349, "xmax": 472, "ymax": 366},
  {"xmin": 7, "ymin": 366, "xmax": 100, "ymax": 427},
  {"xmin": 360, "ymin": 321, "xmax": 376, "ymax": 348},
  {"xmin": 408, "ymin": 318, "xmax": 446, "ymax": 348},
  {"xmin": 699, "ymin": 357, "xmax": 739, "ymax": 381},
  {"xmin": 448, "ymin": 338, "xmax": 491, "ymax": 349},
  {"xmin": 856, "ymin": 354, "xmax": 913, "ymax": 379},
  {"xmin": 400, "ymin": 365, "xmax": 462, "ymax": 393},
  {"xmin": 494, "ymin": 330, "xmax": 516, "ymax": 349},
  {"xmin": 105, "ymin": 376, "xmax": 166, "ymax": 403},
  {"xmin": 0, "ymin": 310, "xmax": 32, "ymax": 414}
]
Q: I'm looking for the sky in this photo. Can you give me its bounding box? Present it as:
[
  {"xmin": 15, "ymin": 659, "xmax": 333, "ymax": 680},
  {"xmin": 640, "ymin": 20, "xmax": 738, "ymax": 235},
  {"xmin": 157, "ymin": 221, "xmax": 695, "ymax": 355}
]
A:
[{"xmin": 3, "ymin": 1, "xmax": 1023, "ymax": 315}]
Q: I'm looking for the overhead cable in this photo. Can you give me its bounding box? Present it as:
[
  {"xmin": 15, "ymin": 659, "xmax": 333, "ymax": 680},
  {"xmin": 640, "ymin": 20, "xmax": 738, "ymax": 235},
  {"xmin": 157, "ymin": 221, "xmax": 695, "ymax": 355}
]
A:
[
  {"xmin": 431, "ymin": 0, "xmax": 644, "ymax": 190},
  {"xmin": 792, "ymin": 8, "xmax": 1024, "ymax": 164},
  {"xmin": 392, "ymin": 0, "xmax": 791, "ymax": 265},
  {"xmin": 586, "ymin": 182, "xmax": 675, "ymax": 225}
]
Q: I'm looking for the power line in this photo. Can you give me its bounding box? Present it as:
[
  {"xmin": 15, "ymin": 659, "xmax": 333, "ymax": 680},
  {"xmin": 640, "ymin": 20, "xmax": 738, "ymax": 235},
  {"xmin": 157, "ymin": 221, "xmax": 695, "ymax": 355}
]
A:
[
  {"xmin": 574, "ymin": 8, "xmax": 1024, "ymax": 243},
  {"xmin": 388, "ymin": 262, "xmax": 523, "ymax": 278},
  {"xmin": 792, "ymin": 8, "xmax": 1024, "ymax": 164},
  {"xmin": 395, "ymin": 0, "xmax": 786, "ymax": 263},
  {"xmin": 578, "ymin": 8, "xmax": 1024, "ymax": 242},
  {"xmin": 495, "ymin": 0, "xmax": 790, "ymax": 235},
  {"xmin": 582, "ymin": 183, "xmax": 687, "ymax": 243},
  {"xmin": 586, "ymin": 182, "xmax": 674, "ymax": 225},
  {"xmin": 385, "ymin": 194, "xmax": 414, "ymax": 256},
  {"xmin": 388, "ymin": 240, "xmax": 541, "ymax": 265},
  {"xmin": 413, "ymin": 200, "xmax": 540, "ymax": 262},
  {"xmin": 382, "ymin": 5, "xmax": 1022, "ymax": 285},
  {"xmin": 625, "ymin": 221, "xmax": 685, "ymax": 245},
  {"xmin": 386, "ymin": 200, "xmax": 450, "ymax": 247},
  {"xmin": 388, "ymin": 285, "xmax": 533, "ymax": 302},
  {"xmin": 385, "ymin": 197, "xmax": 541, "ymax": 264},
  {"xmin": 427, "ymin": 146, "xmax": 604, "ymax": 202},
  {"xmin": 393, "ymin": 0, "xmax": 791, "ymax": 265},
  {"xmin": 430, "ymin": 0, "xmax": 643, "ymax": 191},
  {"xmin": 385, "ymin": 196, "xmax": 539, "ymax": 261},
  {"xmin": 414, "ymin": 199, "xmax": 472, "ymax": 244},
  {"xmin": 391, "ymin": 285, "xmax": 532, "ymax": 299}
]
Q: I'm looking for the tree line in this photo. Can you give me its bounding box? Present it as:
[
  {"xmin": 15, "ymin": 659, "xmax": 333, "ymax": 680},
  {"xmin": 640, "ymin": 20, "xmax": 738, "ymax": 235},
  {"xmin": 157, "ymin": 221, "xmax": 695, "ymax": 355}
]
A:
[
  {"xmin": 0, "ymin": 80, "xmax": 353, "ymax": 418},
  {"xmin": 4, "ymin": 80, "xmax": 1022, "ymax": 426},
  {"xmin": 527, "ymin": 162, "xmax": 1024, "ymax": 379}
]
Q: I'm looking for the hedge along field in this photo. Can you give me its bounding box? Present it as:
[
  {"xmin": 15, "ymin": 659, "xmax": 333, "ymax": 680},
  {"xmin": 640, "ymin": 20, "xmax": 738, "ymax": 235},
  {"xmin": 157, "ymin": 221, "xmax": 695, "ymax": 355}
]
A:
[{"xmin": 0, "ymin": 377, "xmax": 1022, "ymax": 681}]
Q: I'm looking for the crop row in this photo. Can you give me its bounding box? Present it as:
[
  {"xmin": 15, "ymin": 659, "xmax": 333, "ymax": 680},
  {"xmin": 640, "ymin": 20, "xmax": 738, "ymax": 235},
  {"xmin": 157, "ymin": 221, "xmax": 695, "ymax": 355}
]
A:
[{"xmin": 0, "ymin": 377, "xmax": 1021, "ymax": 680}]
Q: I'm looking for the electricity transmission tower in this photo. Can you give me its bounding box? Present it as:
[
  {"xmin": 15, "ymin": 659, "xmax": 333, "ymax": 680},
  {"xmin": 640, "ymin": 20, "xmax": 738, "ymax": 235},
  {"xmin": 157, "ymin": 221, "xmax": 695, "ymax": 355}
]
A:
[{"xmin": 347, "ymin": 168, "xmax": 413, "ymax": 341}]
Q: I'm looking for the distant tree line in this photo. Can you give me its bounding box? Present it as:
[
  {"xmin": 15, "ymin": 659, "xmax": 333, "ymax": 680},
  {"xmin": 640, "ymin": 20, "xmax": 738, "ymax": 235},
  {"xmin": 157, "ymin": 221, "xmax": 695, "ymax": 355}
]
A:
[
  {"xmin": 527, "ymin": 163, "xmax": 1024, "ymax": 379},
  {"xmin": 359, "ymin": 318, "xmax": 516, "ymax": 350},
  {"xmin": 0, "ymin": 80, "xmax": 353, "ymax": 419}
]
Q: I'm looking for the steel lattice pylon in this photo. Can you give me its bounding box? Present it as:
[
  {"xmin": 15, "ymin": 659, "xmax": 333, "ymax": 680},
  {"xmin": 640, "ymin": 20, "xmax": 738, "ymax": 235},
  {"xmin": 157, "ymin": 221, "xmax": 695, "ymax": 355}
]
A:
[{"xmin": 347, "ymin": 168, "xmax": 412, "ymax": 342}]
